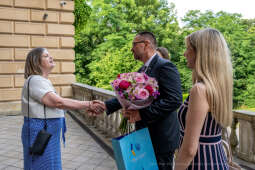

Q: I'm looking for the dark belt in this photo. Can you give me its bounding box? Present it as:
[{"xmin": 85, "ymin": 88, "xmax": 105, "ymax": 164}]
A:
[{"xmin": 180, "ymin": 130, "xmax": 221, "ymax": 144}]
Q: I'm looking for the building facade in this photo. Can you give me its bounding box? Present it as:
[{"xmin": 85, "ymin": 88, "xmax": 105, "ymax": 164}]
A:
[{"xmin": 0, "ymin": 0, "xmax": 75, "ymax": 115}]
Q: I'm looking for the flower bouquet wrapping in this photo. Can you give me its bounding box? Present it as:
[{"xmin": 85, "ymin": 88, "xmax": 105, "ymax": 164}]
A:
[{"xmin": 111, "ymin": 72, "xmax": 160, "ymax": 134}]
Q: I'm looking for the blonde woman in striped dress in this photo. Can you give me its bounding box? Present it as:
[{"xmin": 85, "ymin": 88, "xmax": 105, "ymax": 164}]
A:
[{"xmin": 175, "ymin": 28, "xmax": 233, "ymax": 170}]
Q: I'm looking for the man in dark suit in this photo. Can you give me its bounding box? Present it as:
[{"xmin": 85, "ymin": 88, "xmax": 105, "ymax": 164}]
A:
[{"xmin": 98, "ymin": 31, "xmax": 182, "ymax": 170}]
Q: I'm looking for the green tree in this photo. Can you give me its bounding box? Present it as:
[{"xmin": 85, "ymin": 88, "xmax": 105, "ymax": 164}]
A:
[
  {"xmin": 78, "ymin": 0, "xmax": 183, "ymax": 90},
  {"xmin": 74, "ymin": 0, "xmax": 93, "ymax": 84},
  {"xmin": 74, "ymin": 2, "xmax": 255, "ymax": 108},
  {"xmin": 182, "ymin": 10, "xmax": 255, "ymax": 107}
]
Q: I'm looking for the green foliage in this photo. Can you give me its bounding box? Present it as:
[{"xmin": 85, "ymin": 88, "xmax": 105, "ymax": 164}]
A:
[
  {"xmin": 182, "ymin": 10, "xmax": 255, "ymax": 108},
  {"xmin": 74, "ymin": 0, "xmax": 91, "ymax": 31},
  {"xmin": 88, "ymin": 37, "xmax": 142, "ymax": 90},
  {"xmin": 75, "ymin": 0, "xmax": 184, "ymax": 90},
  {"xmin": 74, "ymin": 1, "xmax": 255, "ymax": 108},
  {"xmin": 182, "ymin": 93, "xmax": 189, "ymax": 101},
  {"xmin": 74, "ymin": 0, "xmax": 93, "ymax": 85}
]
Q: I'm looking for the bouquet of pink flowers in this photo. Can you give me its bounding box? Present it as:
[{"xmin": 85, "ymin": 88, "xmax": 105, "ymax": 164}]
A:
[
  {"xmin": 111, "ymin": 72, "xmax": 160, "ymax": 134},
  {"xmin": 112, "ymin": 72, "xmax": 160, "ymax": 111}
]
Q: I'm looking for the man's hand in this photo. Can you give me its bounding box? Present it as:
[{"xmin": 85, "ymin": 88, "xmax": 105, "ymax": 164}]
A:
[
  {"xmin": 123, "ymin": 109, "xmax": 141, "ymax": 123},
  {"xmin": 87, "ymin": 100, "xmax": 106, "ymax": 116},
  {"xmin": 122, "ymin": 109, "xmax": 131, "ymax": 119}
]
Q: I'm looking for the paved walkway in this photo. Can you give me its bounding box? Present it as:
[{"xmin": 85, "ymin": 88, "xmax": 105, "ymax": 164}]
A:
[{"xmin": 0, "ymin": 114, "xmax": 117, "ymax": 170}]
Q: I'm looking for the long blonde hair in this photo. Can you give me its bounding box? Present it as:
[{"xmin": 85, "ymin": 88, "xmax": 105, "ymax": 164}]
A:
[{"xmin": 187, "ymin": 28, "xmax": 233, "ymax": 127}]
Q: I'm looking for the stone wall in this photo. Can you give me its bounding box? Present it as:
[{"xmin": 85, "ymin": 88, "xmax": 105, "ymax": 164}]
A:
[{"xmin": 0, "ymin": 0, "xmax": 75, "ymax": 115}]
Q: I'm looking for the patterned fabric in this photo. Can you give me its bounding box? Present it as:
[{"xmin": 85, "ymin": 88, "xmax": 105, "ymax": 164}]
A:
[
  {"xmin": 178, "ymin": 96, "xmax": 229, "ymax": 170},
  {"xmin": 21, "ymin": 117, "xmax": 66, "ymax": 170}
]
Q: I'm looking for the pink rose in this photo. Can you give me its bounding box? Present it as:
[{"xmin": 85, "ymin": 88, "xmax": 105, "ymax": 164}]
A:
[
  {"xmin": 112, "ymin": 79, "xmax": 121, "ymax": 88},
  {"xmin": 135, "ymin": 74, "xmax": 145, "ymax": 83},
  {"xmin": 119, "ymin": 80, "xmax": 131, "ymax": 90},
  {"xmin": 136, "ymin": 88, "xmax": 149, "ymax": 100}
]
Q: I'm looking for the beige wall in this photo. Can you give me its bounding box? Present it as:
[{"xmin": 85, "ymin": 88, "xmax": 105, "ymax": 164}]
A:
[{"xmin": 0, "ymin": 0, "xmax": 75, "ymax": 114}]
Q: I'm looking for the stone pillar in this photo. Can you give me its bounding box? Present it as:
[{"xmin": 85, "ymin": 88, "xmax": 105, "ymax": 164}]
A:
[
  {"xmin": 230, "ymin": 117, "xmax": 238, "ymax": 154},
  {"xmin": 233, "ymin": 110, "xmax": 255, "ymax": 163}
]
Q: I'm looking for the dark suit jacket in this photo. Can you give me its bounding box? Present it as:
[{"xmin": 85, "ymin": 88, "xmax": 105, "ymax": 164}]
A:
[{"xmin": 105, "ymin": 54, "xmax": 182, "ymax": 154}]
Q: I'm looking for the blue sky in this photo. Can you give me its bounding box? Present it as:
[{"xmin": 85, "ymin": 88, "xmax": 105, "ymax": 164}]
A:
[{"xmin": 168, "ymin": 0, "xmax": 255, "ymax": 20}]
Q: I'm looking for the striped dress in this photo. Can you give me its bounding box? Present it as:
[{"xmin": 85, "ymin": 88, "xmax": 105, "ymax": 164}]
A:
[{"xmin": 177, "ymin": 96, "xmax": 229, "ymax": 170}]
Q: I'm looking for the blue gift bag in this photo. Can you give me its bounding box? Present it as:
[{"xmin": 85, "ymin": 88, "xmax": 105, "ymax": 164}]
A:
[{"xmin": 112, "ymin": 128, "xmax": 159, "ymax": 170}]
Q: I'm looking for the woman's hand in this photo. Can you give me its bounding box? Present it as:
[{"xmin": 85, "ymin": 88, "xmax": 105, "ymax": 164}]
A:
[{"xmin": 87, "ymin": 100, "xmax": 106, "ymax": 116}]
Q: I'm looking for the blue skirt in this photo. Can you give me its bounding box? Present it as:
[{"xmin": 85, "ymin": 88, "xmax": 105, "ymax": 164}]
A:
[{"xmin": 21, "ymin": 117, "xmax": 66, "ymax": 170}]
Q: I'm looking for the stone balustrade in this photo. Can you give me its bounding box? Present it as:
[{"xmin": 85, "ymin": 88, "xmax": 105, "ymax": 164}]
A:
[
  {"xmin": 230, "ymin": 110, "xmax": 255, "ymax": 163},
  {"xmin": 71, "ymin": 82, "xmax": 123, "ymax": 139},
  {"xmin": 71, "ymin": 82, "xmax": 255, "ymax": 163}
]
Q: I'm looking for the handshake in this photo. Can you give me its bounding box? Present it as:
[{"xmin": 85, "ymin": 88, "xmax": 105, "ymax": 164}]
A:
[
  {"xmin": 86, "ymin": 100, "xmax": 106, "ymax": 116},
  {"xmin": 86, "ymin": 100, "xmax": 141, "ymax": 123},
  {"xmin": 85, "ymin": 100, "xmax": 141, "ymax": 123}
]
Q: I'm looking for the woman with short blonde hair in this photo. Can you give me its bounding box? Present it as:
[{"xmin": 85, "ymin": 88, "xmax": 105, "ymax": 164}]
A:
[{"xmin": 175, "ymin": 28, "xmax": 233, "ymax": 169}]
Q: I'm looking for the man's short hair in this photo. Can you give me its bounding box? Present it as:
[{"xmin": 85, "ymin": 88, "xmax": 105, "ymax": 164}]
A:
[{"xmin": 137, "ymin": 31, "xmax": 157, "ymax": 48}]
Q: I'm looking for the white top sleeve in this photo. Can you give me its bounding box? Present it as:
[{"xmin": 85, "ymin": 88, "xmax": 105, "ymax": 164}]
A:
[
  {"xmin": 21, "ymin": 75, "xmax": 65, "ymax": 119},
  {"xmin": 29, "ymin": 76, "xmax": 55, "ymax": 103}
]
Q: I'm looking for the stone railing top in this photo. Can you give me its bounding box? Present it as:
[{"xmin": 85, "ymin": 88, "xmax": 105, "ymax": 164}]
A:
[
  {"xmin": 233, "ymin": 110, "xmax": 255, "ymax": 121},
  {"xmin": 233, "ymin": 110, "xmax": 255, "ymax": 116},
  {"xmin": 72, "ymin": 82, "xmax": 115, "ymax": 97}
]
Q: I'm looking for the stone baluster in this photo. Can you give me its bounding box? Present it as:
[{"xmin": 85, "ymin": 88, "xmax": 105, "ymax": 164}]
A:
[
  {"xmin": 109, "ymin": 112, "xmax": 115, "ymax": 137},
  {"xmin": 105, "ymin": 113, "xmax": 113, "ymax": 137},
  {"xmin": 252, "ymin": 120, "xmax": 255, "ymax": 162},
  {"xmin": 114, "ymin": 111, "xmax": 122, "ymax": 137},
  {"xmin": 230, "ymin": 117, "xmax": 239, "ymax": 154},
  {"xmin": 251, "ymin": 120, "xmax": 255, "ymax": 162},
  {"xmin": 233, "ymin": 110, "xmax": 255, "ymax": 163}
]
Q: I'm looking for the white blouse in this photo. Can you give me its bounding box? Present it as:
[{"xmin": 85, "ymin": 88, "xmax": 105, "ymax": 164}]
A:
[{"xmin": 21, "ymin": 75, "xmax": 64, "ymax": 119}]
